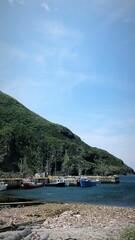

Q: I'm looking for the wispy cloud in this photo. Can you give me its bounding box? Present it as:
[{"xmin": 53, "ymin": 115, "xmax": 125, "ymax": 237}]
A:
[
  {"xmin": 8, "ymin": 0, "xmax": 14, "ymax": 6},
  {"xmin": 41, "ymin": 2, "xmax": 50, "ymax": 12},
  {"xmin": 0, "ymin": 42, "xmax": 29, "ymax": 62},
  {"xmin": 41, "ymin": 20, "xmax": 83, "ymax": 39},
  {"xmin": 91, "ymin": 0, "xmax": 135, "ymax": 33},
  {"xmin": 0, "ymin": 41, "xmax": 48, "ymax": 64},
  {"xmin": 34, "ymin": 20, "xmax": 84, "ymax": 70},
  {"xmin": 8, "ymin": 0, "xmax": 26, "ymax": 6}
]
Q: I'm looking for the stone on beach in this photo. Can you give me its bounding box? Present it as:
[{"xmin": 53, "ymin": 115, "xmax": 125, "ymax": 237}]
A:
[{"xmin": 0, "ymin": 203, "xmax": 135, "ymax": 240}]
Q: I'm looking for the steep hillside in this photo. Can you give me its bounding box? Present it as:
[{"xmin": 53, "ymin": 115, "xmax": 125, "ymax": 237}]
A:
[{"xmin": 0, "ymin": 91, "xmax": 134, "ymax": 177}]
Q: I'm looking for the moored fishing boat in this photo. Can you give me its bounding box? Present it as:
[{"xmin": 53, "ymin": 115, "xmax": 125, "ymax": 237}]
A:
[
  {"xmin": 45, "ymin": 178, "xmax": 65, "ymax": 187},
  {"xmin": 0, "ymin": 181, "xmax": 8, "ymax": 191},
  {"xmin": 79, "ymin": 178, "xmax": 97, "ymax": 187},
  {"xmin": 20, "ymin": 178, "xmax": 44, "ymax": 189}
]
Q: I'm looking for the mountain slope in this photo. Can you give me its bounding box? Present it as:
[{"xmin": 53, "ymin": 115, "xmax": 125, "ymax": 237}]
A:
[{"xmin": 0, "ymin": 91, "xmax": 134, "ymax": 177}]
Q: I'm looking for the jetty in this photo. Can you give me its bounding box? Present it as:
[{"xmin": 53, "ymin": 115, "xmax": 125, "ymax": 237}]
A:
[
  {"xmin": 0, "ymin": 175, "xmax": 119, "ymax": 189},
  {"xmin": 64, "ymin": 175, "xmax": 120, "ymax": 186}
]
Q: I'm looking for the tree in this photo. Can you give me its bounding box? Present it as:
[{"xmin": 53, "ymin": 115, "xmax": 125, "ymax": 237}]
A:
[{"xmin": 62, "ymin": 150, "xmax": 72, "ymax": 175}]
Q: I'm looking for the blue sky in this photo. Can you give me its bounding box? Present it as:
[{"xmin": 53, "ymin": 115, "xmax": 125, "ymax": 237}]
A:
[{"xmin": 1, "ymin": 0, "xmax": 135, "ymax": 170}]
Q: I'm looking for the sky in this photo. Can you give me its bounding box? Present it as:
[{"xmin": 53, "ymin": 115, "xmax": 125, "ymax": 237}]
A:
[{"xmin": 0, "ymin": 0, "xmax": 135, "ymax": 171}]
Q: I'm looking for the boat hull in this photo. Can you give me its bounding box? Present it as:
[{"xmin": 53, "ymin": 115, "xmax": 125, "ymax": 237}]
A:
[
  {"xmin": 0, "ymin": 182, "xmax": 8, "ymax": 191},
  {"xmin": 0, "ymin": 186, "xmax": 7, "ymax": 191},
  {"xmin": 45, "ymin": 182, "xmax": 65, "ymax": 187},
  {"xmin": 80, "ymin": 179, "xmax": 97, "ymax": 187},
  {"xmin": 20, "ymin": 183, "xmax": 44, "ymax": 189}
]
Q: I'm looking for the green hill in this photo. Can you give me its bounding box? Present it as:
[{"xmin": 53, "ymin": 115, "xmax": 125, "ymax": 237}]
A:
[{"xmin": 0, "ymin": 91, "xmax": 134, "ymax": 177}]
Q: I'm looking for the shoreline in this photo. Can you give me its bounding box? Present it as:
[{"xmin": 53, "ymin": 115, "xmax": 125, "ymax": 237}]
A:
[
  {"xmin": 0, "ymin": 202, "xmax": 135, "ymax": 239},
  {"xmin": 0, "ymin": 199, "xmax": 135, "ymax": 209}
]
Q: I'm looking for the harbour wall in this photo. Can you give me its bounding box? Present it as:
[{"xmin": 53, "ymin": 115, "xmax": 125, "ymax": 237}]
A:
[{"xmin": 0, "ymin": 175, "xmax": 119, "ymax": 189}]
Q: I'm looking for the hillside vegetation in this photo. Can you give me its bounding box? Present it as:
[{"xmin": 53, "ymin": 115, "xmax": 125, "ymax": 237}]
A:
[{"xmin": 0, "ymin": 91, "xmax": 134, "ymax": 177}]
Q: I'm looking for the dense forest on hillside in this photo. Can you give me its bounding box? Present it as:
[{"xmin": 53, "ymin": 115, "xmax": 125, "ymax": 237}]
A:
[{"xmin": 0, "ymin": 91, "xmax": 134, "ymax": 177}]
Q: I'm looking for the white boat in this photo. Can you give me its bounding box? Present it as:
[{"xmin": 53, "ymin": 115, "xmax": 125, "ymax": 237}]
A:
[{"xmin": 0, "ymin": 181, "xmax": 8, "ymax": 191}]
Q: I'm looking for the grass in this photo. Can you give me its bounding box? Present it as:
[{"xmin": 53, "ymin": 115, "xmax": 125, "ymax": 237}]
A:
[
  {"xmin": 105, "ymin": 226, "xmax": 135, "ymax": 240},
  {"xmin": 120, "ymin": 227, "xmax": 135, "ymax": 240}
]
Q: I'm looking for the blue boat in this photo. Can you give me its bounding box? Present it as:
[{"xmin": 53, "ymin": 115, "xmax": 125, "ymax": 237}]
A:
[{"xmin": 79, "ymin": 178, "xmax": 97, "ymax": 187}]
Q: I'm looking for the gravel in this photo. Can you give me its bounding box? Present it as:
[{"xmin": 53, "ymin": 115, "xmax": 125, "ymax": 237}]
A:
[{"xmin": 0, "ymin": 203, "xmax": 135, "ymax": 239}]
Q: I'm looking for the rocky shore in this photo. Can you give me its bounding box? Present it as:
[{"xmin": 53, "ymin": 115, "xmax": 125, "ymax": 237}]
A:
[{"xmin": 0, "ymin": 203, "xmax": 135, "ymax": 239}]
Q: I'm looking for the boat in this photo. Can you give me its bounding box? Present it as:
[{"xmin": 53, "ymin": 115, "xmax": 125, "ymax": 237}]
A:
[
  {"xmin": 20, "ymin": 178, "xmax": 44, "ymax": 189},
  {"xmin": 79, "ymin": 178, "xmax": 97, "ymax": 187},
  {"xmin": 45, "ymin": 178, "xmax": 65, "ymax": 187},
  {"xmin": 0, "ymin": 181, "xmax": 8, "ymax": 191}
]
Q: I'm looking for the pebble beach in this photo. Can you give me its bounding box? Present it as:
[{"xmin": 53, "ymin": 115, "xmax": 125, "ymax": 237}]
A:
[{"xmin": 0, "ymin": 203, "xmax": 135, "ymax": 239}]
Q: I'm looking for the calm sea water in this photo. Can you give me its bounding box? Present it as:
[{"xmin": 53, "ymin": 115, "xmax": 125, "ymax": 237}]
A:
[{"xmin": 0, "ymin": 175, "xmax": 135, "ymax": 208}]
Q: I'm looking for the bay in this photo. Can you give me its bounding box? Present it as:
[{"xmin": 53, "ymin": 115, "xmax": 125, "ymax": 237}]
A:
[{"xmin": 0, "ymin": 175, "xmax": 135, "ymax": 208}]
